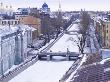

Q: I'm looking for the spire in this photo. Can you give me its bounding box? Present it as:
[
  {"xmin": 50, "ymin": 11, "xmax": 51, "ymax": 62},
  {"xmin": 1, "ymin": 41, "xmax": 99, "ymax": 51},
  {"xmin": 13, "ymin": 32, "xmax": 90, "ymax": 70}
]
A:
[{"xmin": 58, "ymin": 0, "xmax": 61, "ymax": 12}]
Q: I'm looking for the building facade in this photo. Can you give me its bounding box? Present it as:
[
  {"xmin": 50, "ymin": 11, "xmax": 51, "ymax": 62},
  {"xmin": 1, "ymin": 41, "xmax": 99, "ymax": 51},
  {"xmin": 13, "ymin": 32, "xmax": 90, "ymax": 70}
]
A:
[
  {"xmin": 19, "ymin": 15, "xmax": 41, "ymax": 39},
  {"xmin": 0, "ymin": 25, "xmax": 33, "ymax": 76},
  {"xmin": 95, "ymin": 17, "xmax": 110, "ymax": 49},
  {"xmin": 0, "ymin": 19, "xmax": 20, "ymax": 25},
  {"xmin": 104, "ymin": 21, "xmax": 110, "ymax": 49}
]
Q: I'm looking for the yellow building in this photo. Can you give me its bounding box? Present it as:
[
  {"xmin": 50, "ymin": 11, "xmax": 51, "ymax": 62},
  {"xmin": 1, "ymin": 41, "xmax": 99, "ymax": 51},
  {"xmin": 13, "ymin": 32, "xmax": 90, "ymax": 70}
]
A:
[
  {"xmin": 95, "ymin": 19, "xmax": 106, "ymax": 47},
  {"xmin": 105, "ymin": 21, "xmax": 110, "ymax": 49},
  {"xmin": 20, "ymin": 15, "xmax": 41, "ymax": 39},
  {"xmin": 95, "ymin": 19, "xmax": 110, "ymax": 49}
]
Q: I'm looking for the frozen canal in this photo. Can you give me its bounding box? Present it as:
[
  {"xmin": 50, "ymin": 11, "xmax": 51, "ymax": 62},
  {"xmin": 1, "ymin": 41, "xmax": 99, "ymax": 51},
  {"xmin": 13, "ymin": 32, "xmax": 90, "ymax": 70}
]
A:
[
  {"xmin": 9, "ymin": 61, "xmax": 73, "ymax": 82},
  {"xmin": 9, "ymin": 23, "xmax": 79, "ymax": 82}
]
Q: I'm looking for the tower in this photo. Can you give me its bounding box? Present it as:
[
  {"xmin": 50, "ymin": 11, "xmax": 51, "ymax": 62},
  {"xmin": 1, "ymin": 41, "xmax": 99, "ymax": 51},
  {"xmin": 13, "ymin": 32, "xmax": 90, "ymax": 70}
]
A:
[
  {"xmin": 58, "ymin": 0, "xmax": 61, "ymax": 12},
  {"xmin": 41, "ymin": 2, "xmax": 50, "ymax": 14},
  {"xmin": 57, "ymin": 0, "xmax": 63, "ymax": 28},
  {"xmin": 40, "ymin": 2, "xmax": 51, "ymax": 42},
  {"xmin": 0, "ymin": 2, "xmax": 3, "ymax": 15}
]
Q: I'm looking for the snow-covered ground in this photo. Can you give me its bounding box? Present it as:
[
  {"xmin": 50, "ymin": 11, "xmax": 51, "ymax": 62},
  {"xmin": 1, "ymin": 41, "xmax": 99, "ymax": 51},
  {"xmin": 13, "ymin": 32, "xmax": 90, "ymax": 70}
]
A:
[
  {"xmin": 30, "ymin": 24, "xmax": 80, "ymax": 54},
  {"xmin": 9, "ymin": 23, "xmax": 81, "ymax": 82},
  {"xmin": 85, "ymin": 24, "xmax": 100, "ymax": 54},
  {"xmin": 47, "ymin": 24, "xmax": 79, "ymax": 53},
  {"xmin": 68, "ymin": 24, "xmax": 79, "ymax": 31},
  {"xmin": 9, "ymin": 61, "xmax": 73, "ymax": 82},
  {"xmin": 29, "ymin": 39, "xmax": 55, "ymax": 54},
  {"xmin": 47, "ymin": 34, "xmax": 79, "ymax": 53}
]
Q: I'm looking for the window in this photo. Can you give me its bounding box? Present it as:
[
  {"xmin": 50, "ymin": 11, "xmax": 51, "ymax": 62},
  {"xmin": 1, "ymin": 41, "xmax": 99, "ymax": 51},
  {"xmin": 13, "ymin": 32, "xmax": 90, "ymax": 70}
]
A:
[
  {"xmin": 107, "ymin": 30, "xmax": 108, "ymax": 33},
  {"xmin": 15, "ymin": 21, "xmax": 17, "ymax": 24},
  {"xmin": 12, "ymin": 21, "xmax": 13, "ymax": 25}
]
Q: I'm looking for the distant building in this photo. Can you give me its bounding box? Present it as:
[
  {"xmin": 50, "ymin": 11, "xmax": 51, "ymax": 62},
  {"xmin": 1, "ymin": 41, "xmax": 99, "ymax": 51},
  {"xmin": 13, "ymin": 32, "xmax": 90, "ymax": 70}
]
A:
[
  {"xmin": 104, "ymin": 21, "xmax": 110, "ymax": 48},
  {"xmin": 0, "ymin": 25, "xmax": 33, "ymax": 75},
  {"xmin": 14, "ymin": 8, "xmax": 30, "ymax": 20},
  {"xmin": 19, "ymin": 15, "xmax": 41, "ymax": 39},
  {"xmin": 95, "ymin": 19, "xmax": 106, "ymax": 47},
  {"xmin": 0, "ymin": 2, "xmax": 13, "ymax": 18},
  {"xmin": 0, "ymin": 19, "xmax": 20, "ymax": 25},
  {"xmin": 40, "ymin": 2, "xmax": 51, "ymax": 35},
  {"xmin": 95, "ymin": 15, "xmax": 110, "ymax": 49},
  {"xmin": 40, "ymin": 2, "xmax": 50, "ymax": 15}
]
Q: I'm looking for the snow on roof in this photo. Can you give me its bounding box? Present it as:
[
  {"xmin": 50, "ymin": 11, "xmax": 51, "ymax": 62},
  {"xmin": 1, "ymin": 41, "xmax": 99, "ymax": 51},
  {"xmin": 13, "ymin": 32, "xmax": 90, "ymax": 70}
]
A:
[
  {"xmin": 0, "ymin": 25, "xmax": 33, "ymax": 38},
  {"xmin": 100, "ymin": 49, "xmax": 110, "ymax": 59},
  {"xmin": 100, "ymin": 58, "xmax": 110, "ymax": 64},
  {"xmin": 74, "ymin": 19, "xmax": 80, "ymax": 23},
  {"xmin": 0, "ymin": 25, "xmax": 17, "ymax": 36}
]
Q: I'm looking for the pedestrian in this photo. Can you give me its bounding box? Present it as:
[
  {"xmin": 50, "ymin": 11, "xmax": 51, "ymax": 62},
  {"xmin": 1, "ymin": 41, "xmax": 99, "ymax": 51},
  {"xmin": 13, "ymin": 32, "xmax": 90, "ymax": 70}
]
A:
[{"xmin": 9, "ymin": 71, "xmax": 11, "ymax": 75}]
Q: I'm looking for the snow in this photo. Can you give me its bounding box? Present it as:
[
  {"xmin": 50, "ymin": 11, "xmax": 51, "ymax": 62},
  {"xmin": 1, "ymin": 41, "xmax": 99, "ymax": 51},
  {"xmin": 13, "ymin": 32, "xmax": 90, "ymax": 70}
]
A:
[
  {"xmin": 100, "ymin": 49, "xmax": 110, "ymax": 59},
  {"xmin": 66, "ymin": 54, "xmax": 87, "ymax": 82},
  {"xmin": 29, "ymin": 39, "xmax": 55, "ymax": 54},
  {"xmin": 100, "ymin": 58, "xmax": 110, "ymax": 64},
  {"xmin": 4, "ymin": 65, "xmax": 18, "ymax": 75},
  {"xmin": 9, "ymin": 23, "xmax": 80, "ymax": 82},
  {"xmin": 52, "ymin": 56, "xmax": 67, "ymax": 60},
  {"xmin": 104, "ymin": 67, "xmax": 110, "ymax": 72},
  {"xmin": 68, "ymin": 24, "xmax": 79, "ymax": 32},
  {"xmin": 30, "ymin": 24, "xmax": 80, "ymax": 54},
  {"xmin": 85, "ymin": 24, "xmax": 100, "ymax": 54},
  {"xmin": 47, "ymin": 24, "xmax": 79, "ymax": 53},
  {"xmin": 48, "ymin": 34, "xmax": 79, "ymax": 53},
  {"xmin": 9, "ymin": 61, "xmax": 73, "ymax": 82},
  {"xmin": 0, "ymin": 25, "xmax": 33, "ymax": 38}
]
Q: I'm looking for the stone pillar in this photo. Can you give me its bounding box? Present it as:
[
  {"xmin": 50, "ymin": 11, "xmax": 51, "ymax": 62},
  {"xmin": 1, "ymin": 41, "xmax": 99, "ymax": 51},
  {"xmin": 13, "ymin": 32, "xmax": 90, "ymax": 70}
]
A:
[
  {"xmin": 20, "ymin": 33, "xmax": 24, "ymax": 62},
  {"xmin": 14, "ymin": 33, "xmax": 22, "ymax": 65},
  {"xmin": 1, "ymin": 40, "xmax": 4, "ymax": 75},
  {"xmin": 1, "ymin": 59, "xmax": 3, "ymax": 75},
  {"xmin": 66, "ymin": 54, "xmax": 69, "ymax": 61},
  {"xmin": 47, "ymin": 55, "xmax": 50, "ymax": 61},
  {"xmin": 66, "ymin": 48, "xmax": 69, "ymax": 61}
]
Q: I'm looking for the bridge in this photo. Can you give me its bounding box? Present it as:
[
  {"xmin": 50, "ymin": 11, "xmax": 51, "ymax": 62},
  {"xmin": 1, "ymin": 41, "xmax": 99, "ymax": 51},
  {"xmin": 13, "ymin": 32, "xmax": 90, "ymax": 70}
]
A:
[
  {"xmin": 65, "ymin": 30, "xmax": 79, "ymax": 35},
  {"xmin": 37, "ymin": 52, "xmax": 80, "ymax": 61}
]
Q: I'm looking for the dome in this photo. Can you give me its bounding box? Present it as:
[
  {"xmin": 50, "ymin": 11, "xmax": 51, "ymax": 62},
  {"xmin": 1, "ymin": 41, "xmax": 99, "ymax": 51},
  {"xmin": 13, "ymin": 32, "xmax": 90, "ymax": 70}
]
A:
[{"xmin": 42, "ymin": 3, "xmax": 48, "ymax": 8}]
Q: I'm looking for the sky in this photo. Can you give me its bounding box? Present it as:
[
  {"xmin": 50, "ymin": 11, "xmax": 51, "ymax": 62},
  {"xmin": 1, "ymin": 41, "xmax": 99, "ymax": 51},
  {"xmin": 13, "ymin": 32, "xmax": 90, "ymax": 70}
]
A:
[{"xmin": 1, "ymin": 0, "xmax": 110, "ymax": 11}]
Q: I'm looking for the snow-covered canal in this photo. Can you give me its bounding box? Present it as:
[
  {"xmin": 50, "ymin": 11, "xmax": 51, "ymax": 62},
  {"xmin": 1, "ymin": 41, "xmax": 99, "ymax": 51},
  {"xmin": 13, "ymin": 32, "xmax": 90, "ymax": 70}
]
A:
[
  {"xmin": 9, "ymin": 61, "xmax": 73, "ymax": 82},
  {"xmin": 9, "ymin": 23, "xmax": 79, "ymax": 82}
]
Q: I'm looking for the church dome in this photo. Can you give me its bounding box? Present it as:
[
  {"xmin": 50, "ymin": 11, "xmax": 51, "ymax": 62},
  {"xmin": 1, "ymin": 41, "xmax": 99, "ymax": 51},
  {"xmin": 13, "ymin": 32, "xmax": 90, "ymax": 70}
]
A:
[{"xmin": 42, "ymin": 3, "xmax": 48, "ymax": 8}]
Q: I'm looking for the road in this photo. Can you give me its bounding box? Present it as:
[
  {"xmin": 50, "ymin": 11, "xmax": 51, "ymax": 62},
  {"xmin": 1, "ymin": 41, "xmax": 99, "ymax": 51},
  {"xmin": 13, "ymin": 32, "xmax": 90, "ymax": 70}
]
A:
[{"xmin": 86, "ymin": 24, "xmax": 100, "ymax": 54}]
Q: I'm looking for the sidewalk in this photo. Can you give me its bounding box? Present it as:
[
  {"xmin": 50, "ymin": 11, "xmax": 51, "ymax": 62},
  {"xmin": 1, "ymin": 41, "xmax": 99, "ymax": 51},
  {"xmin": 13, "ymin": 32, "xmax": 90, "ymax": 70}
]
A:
[{"xmin": 85, "ymin": 24, "xmax": 100, "ymax": 54}]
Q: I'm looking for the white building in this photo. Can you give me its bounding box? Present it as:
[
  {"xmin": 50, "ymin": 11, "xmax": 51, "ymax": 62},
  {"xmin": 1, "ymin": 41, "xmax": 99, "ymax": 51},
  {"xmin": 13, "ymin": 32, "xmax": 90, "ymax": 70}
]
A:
[
  {"xmin": 0, "ymin": 2, "xmax": 13, "ymax": 16},
  {"xmin": 14, "ymin": 8, "xmax": 30, "ymax": 20},
  {"xmin": 0, "ymin": 25, "xmax": 33, "ymax": 75},
  {"xmin": 0, "ymin": 19, "xmax": 20, "ymax": 25}
]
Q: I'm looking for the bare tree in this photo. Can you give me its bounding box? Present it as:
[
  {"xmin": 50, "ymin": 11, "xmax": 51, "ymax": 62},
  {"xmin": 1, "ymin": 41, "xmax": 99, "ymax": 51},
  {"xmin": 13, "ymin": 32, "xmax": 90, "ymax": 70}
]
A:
[
  {"xmin": 78, "ymin": 10, "xmax": 90, "ymax": 54},
  {"xmin": 29, "ymin": 8, "xmax": 40, "ymax": 18}
]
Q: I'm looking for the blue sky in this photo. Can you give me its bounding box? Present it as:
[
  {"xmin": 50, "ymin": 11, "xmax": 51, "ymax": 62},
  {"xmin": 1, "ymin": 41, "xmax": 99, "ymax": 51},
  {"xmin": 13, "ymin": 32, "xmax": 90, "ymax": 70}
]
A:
[{"xmin": 1, "ymin": 0, "xmax": 110, "ymax": 11}]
